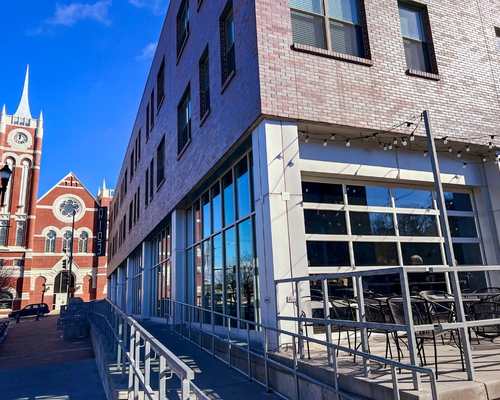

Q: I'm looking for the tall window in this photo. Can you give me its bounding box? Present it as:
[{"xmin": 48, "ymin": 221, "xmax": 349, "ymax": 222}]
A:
[
  {"xmin": 150, "ymin": 224, "xmax": 171, "ymax": 318},
  {"xmin": 150, "ymin": 90, "xmax": 155, "ymax": 129},
  {"xmin": 146, "ymin": 103, "xmax": 150, "ymax": 141},
  {"xmin": 220, "ymin": 1, "xmax": 236, "ymax": 84},
  {"xmin": 62, "ymin": 231, "xmax": 72, "ymax": 253},
  {"xmin": 45, "ymin": 230, "xmax": 56, "ymax": 253},
  {"xmin": 156, "ymin": 136, "xmax": 166, "ymax": 187},
  {"xmin": 149, "ymin": 159, "xmax": 155, "ymax": 201},
  {"xmin": 177, "ymin": 0, "xmax": 190, "ymax": 56},
  {"xmin": 185, "ymin": 153, "xmax": 258, "ymax": 325},
  {"xmin": 199, "ymin": 47, "xmax": 211, "ymax": 120},
  {"xmin": 79, "ymin": 231, "xmax": 89, "ymax": 253},
  {"xmin": 177, "ymin": 85, "xmax": 192, "ymax": 155},
  {"xmin": 145, "ymin": 168, "xmax": 150, "ymax": 207},
  {"xmin": 289, "ymin": 0, "xmax": 368, "ymax": 58},
  {"xmin": 0, "ymin": 221, "xmax": 8, "ymax": 246},
  {"xmin": 157, "ymin": 59, "xmax": 165, "ymax": 109},
  {"xmin": 398, "ymin": 2, "xmax": 435, "ymax": 73},
  {"xmin": 15, "ymin": 221, "xmax": 26, "ymax": 247}
]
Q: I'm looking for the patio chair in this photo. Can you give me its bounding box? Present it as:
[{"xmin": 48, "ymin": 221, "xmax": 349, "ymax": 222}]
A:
[
  {"xmin": 473, "ymin": 287, "xmax": 500, "ymax": 301},
  {"xmin": 364, "ymin": 301, "xmax": 394, "ymax": 362},
  {"xmin": 471, "ymin": 301, "xmax": 500, "ymax": 340},
  {"xmin": 387, "ymin": 296, "xmax": 464, "ymax": 379}
]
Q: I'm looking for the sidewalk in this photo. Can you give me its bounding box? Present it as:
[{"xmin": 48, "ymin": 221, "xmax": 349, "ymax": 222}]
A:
[{"xmin": 0, "ymin": 315, "xmax": 106, "ymax": 400}]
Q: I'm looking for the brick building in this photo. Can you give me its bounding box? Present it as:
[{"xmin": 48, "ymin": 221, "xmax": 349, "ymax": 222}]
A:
[
  {"xmin": 107, "ymin": 0, "xmax": 500, "ymax": 330},
  {"xmin": 0, "ymin": 67, "xmax": 113, "ymax": 312}
]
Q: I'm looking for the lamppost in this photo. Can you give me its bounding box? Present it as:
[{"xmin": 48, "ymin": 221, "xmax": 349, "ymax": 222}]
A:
[
  {"xmin": 66, "ymin": 208, "xmax": 77, "ymax": 305},
  {"xmin": 0, "ymin": 165, "xmax": 13, "ymax": 207}
]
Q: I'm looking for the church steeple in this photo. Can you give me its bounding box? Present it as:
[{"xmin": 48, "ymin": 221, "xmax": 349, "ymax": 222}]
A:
[{"xmin": 14, "ymin": 65, "xmax": 32, "ymax": 119}]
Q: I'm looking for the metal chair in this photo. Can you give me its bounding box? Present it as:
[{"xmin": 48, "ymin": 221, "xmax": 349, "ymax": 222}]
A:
[{"xmin": 471, "ymin": 301, "xmax": 500, "ymax": 340}]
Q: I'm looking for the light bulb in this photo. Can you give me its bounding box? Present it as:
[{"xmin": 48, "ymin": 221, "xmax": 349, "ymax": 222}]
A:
[
  {"xmin": 323, "ymin": 139, "xmax": 328, "ymax": 147},
  {"xmin": 345, "ymin": 139, "xmax": 351, "ymax": 148}
]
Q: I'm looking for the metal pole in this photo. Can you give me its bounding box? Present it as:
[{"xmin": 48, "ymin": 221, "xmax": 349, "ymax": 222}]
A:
[
  {"xmin": 66, "ymin": 209, "xmax": 76, "ymax": 305},
  {"xmin": 322, "ymin": 279, "xmax": 333, "ymax": 366},
  {"xmin": 423, "ymin": 110, "xmax": 475, "ymax": 380},
  {"xmin": 354, "ymin": 276, "xmax": 370, "ymax": 377}
]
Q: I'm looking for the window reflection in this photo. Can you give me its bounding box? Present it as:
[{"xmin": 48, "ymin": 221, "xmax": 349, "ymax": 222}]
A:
[
  {"xmin": 401, "ymin": 243, "xmax": 443, "ymax": 265},
  {"xmin": 397, "ymin": 214, "xmax": 438, "ymax": 236},
  {"xmin": 350, "ymin": 212, "xmax": 395, "ymax": 235},
  {"xmin": 302, "ymin": 182, "xmax": 343, "ymax": 204},
  {"xmin": 304, "ymin": 209, "xmax": 347, "ymax": 234},
  {"xmin": 212, "ymin": 184, "xmax": 222, "ymax": 233},
  {"xmin": 347, "ymin": 185, "xmax": 391, "ymax": 207},
  {"xmin": 445, "ymin": 192, "xmax": 473, "ymax": 211},
  {"xmin": 202, "ymin": 193, "xmax": 211, "ymax": 239},
  {"xmin": 449, "ymin": 216, "xmax": 477, "ymax": 238},
  {"xmin": 224, "ymin": 228, "xmax": 237, "ymax": 319},
  {"xmin": 213, "ymin": 234, "xmax": 224, "ymax": 323},
  {"xmin": 393, "ymin": 188, "xmax": 433, "ymax": 209},
  {"xmin": 307, "ymin": 241, "xmax": 350, "ymax": 266},
  {"xmin": 236, "ymin": 158, "xmax": 251, "ymax": 218},
  {"xmin": 354, "ymin": 242, "xmax": 398, "ymax": 266},
  {"xmin": 222, "ymin": 172, "xmax": 235, "ymax": 226},
  {"xmin": 239, "ymin": 219, "xmax": 256, "ymax": 322}
]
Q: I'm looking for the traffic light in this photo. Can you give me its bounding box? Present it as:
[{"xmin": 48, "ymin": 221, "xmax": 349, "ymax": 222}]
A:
[{"xmin": 62, "ymin": 259, "xmax": 67, "ymax": 269}]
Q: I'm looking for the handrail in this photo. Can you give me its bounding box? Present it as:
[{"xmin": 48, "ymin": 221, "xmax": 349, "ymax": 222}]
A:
[
  {"xmin": 88, "ymin": 299, "xmax": 208, "ymax": 400},
  {"xmin": 164, "ymin": 298, "xmax": 438, "ymax": 400}
]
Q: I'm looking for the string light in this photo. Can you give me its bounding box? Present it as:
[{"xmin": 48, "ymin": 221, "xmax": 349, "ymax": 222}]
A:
[
  {"xmin": 330, "ymin": 134, "xmax": 336, "ymax": 141},
  {"xmin": 304, "ymin": 135, "xmax": 309, "ymax": 143},
  {"xmin": 383, "ymin": 144, "xmax": 388, "ymax": 151},
  {"xmin": 482, "ymin": 157, "xmax": 488, "ymax": 163},
  {"xmin": 388, "ymin": 144, "xmax": 393, "ymax": 150},
  {"xmin": 393, "ymin": 138, "xmax": 398, "ymax": 145},
  {"xmin": 402, "ymin": 138, "xmax": 408, "ymax": 147},
  {"xmin": 457, "ymin": 151, "xmax": 462, "ymax": 159},
  {"xmin": 465, "ymin": 146, "xmax": 471, "ymax": 153},
  {"xmin": 448, "ymin": 147, "xmax": 453, "ymax": 153},
  {"xmin": 443, "ymin": 137, "xmax": 449, "ymax": 145},
  {"xmin": 323, "ymin": 139, "xmax": 328, "ymax": 147},
  {"xmin": 463, "ymin": 162, "xmax": 468, "ymax": 169},
  {"xmin": 345, "ymin": 139, "xmax": 351, "ymax": 148},
  {"xmin": 410, "ymin": 133, "xmax": 415, "ymax": 142},
  {"xmin": 424, "ymin": 150, "xmax": 429, "ymax": 157}
]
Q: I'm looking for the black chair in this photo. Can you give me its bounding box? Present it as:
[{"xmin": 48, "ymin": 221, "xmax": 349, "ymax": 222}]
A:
[
  {"xmin": 474, "ymin": 287, "xmax": 500, "ymax": 300},
  {"xmin": 471, "ymin": 301, "xmax": 500, "ymax": 340},
  {"xmin": 387, "ymin": 296, "xmax": 464, "ymax": 379},
  {"xmin": 364, "ymin": 300, "xmax": 394, "ymax": 362}
]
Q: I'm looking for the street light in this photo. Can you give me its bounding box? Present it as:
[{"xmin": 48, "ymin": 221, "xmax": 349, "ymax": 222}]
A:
[
  {"xmin": 66, "ymin": 208, "xmax": 77, "ymax": 305},
  {"xmin": 0, "ymin": 165, "xmax": 12, "ymax": 207}
]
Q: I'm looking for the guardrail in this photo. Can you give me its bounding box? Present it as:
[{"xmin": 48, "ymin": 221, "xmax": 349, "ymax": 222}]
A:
[
  {"xmin": 275, "ymin": 265, "xmax": 500, "ymax": 393},
  {"xmin": 163, "ymin": 298, "xmax": 438, "ymax": 400},
  {"xmin": 88, "ymin": 299, "xmax": 208, "ymax": 400}
]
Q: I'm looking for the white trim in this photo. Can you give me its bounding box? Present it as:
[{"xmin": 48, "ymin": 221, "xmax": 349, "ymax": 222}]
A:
[{"xmin": 37, "ymin": 172, "xmax": 98, "ymax": 204}]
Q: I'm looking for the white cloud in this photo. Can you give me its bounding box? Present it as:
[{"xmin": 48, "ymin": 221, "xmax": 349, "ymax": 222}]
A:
[
  {"xmin": 137, "ymin": 42, "xmax": 157, "ymax": 61},
  {"xmin": 47, "ymin": 0, "xmax": 112, "ymax": 27},
  {"xmin": 129, "ymin": 0, "xmax": 168, "ymax": 15}
]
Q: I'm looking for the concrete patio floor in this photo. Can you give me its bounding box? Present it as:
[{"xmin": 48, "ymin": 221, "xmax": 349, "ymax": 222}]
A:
[{"xmin": 277, "ymin": 331, "xmax": 500, "ymax": 400}]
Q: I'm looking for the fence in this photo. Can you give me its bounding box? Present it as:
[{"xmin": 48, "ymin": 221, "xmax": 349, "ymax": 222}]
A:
[{"xmin": 88, "ymin": 299, "xmax": 208, "ymax": 400}]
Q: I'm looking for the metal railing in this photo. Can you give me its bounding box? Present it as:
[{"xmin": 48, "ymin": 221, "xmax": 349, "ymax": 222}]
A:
[
  {"xmin": 162, "ymin": 298, "xmax": 438, "ymax": 400},
  {"xmin": 275, "ymin": 265, "xmax": 500, "ymax": 395},
  {"xmin": 88, "ymin": 299, "xmax": 208, "ymax": 400}
]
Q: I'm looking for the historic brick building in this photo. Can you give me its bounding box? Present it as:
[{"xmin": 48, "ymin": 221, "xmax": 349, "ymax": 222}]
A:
[{"xmin": 0, "ymin": 67, "xmax": 112, "ymax": 312}]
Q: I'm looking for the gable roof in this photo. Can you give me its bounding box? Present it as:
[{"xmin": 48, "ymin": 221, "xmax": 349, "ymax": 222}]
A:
[{"xmin": 37, "ymin": 172, "xmax": 97, "ymax": 204}]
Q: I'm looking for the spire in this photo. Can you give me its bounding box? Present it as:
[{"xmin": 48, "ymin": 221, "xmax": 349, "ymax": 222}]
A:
[
  {"xmin": 14, "ymin": 65, "xmax": 32, "ymax": 119},
  {"xmin": 102, "ymin": 178, "xmax": 107, "ymax": 192}
]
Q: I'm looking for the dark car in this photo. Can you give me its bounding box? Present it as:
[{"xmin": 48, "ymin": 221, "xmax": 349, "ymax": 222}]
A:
[{"xmin": 8, "ymin": 303, "xmax": 50, "ymax": 319}]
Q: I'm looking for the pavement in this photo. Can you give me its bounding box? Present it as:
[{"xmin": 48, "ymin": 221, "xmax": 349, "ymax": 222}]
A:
[
  {"xmin": 0, "ymin": 315, "xmax": 106, "ymax": 400},
  {"xmin": 141, "ymin": 320, "xmax": 281, "ymax": 400}
]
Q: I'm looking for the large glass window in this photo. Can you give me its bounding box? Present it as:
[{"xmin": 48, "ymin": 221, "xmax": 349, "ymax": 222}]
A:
[
  {"xmin": 185, "ymin": 153, "xmax": 258, "ymax": 326},
  {"xmin": 303, "ymin": 182, "xmax": 485, "ymax": 293},
  {"xmin": 220, "ymin": 1, "xmax": 236, "ymax": 84},
  {"xmin": 199, "ymin": 47, "xmax": 211, "ymax": 119},
  {"xmin": 290, "ymin": 0, "xmax": 368, "ymax": 58},
  {"xmin": 150, "ymin": 223, "xmax": 171, "ymax": 318},
  {"xmin": 177, "ymin": 0, "xmax": 190, "ymax": 56}
]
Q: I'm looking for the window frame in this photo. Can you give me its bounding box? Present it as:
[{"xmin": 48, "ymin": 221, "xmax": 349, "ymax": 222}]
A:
[
  {"xmin": 176, "ymin": 0, "xmax": 190, "ymax": 60},
  {"xmin": 157, "ymin": 59, "xmax": 165, "ymax": 111},
  {"xmin": 156, "ymin": 136, "xmax": 166, "ymax": 188},
  {"xmin": 199, "ymin": 46, "xmax": 211, "ymax": 123},
  {"xmin": 177, "ymin": 84, "xmax": 192, "ymax": 157},
  {"xmin": 219, "ymin": 1, "xmax": 236, "ymax": 89},
  {"xmin": 398, "ymin": 1, "xmax": 439, "ymax": 76},
  {"xmin": 289, "ymin": 0, "xmax": 372, "ymax": 62}
]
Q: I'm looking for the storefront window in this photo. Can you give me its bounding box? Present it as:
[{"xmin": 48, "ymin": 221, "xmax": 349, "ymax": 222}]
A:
[
  {"xmin": 185, "ymin": 152, "xmax": 258, "ymax": 326},
  {"xmin": 150, "ymin": 222, "xmax": 172, "ymax": 318}
]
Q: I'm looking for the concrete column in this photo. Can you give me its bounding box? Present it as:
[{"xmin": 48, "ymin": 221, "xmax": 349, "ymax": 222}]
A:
[
  {"xmin": 141, "ymin": 241, "xmax": 152, "ymax": 318},
  {"xmin": 125, "ymin": 258, "xmax": 133, "ymax": 315},
  {"xmin": 171, "ymin": 209, "xmax": 186, "ymax": 304},
  {"xmin": 483, "ymin": 161, "xmax": 500, "ymax": 285},
  {"xmin": 252, "ymin": 120, "xmax": 309, "ymax": 334}
]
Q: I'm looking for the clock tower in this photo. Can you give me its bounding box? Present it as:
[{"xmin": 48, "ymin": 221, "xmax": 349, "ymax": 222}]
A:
[{"xmin": 0, "ymin": 65, "xmax": 43, "ymax": 309}]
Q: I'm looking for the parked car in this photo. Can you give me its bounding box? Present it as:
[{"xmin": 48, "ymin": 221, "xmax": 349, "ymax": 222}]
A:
[{"xmin": 8, "ymin": 303, "xmax": 50, "ymax": 319}]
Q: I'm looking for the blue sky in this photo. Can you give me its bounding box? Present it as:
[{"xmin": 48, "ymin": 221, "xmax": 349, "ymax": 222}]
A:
[{"xmin": 0, "ymin": 0, "xmax": 168, "ymax": 196}]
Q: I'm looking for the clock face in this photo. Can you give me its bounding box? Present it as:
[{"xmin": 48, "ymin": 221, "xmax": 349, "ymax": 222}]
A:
[{"xmin": 14, "ymin": 132, "xmax": 29, "ymax": 145}]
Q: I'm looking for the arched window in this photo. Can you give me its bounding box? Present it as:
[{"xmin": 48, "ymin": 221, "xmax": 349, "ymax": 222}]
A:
[
  {"xmin": 78, "ymin": 231, "xmax": 89, "ymax": 253},
  {"xmin": 15, "ymin": 221, "xmax": 26, "ymax": 247},
  {"xmin": 0, "ymin": 290, "xmax": 13, "ymax": 310},
  {"xmin": 45, "ymin": 230, "xmax": 56, "ymax": 253},
  {"xmin": 54, "ymin": 271, "xmax": 75, "ymax": 294},
  {"xmin": 62, "ymin": 231, "xmax": 72, "ymax": 253}
]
